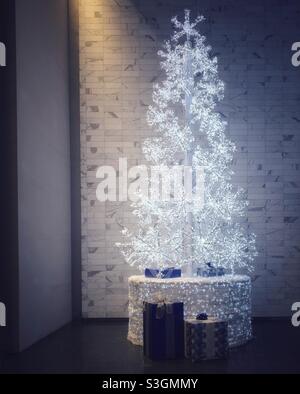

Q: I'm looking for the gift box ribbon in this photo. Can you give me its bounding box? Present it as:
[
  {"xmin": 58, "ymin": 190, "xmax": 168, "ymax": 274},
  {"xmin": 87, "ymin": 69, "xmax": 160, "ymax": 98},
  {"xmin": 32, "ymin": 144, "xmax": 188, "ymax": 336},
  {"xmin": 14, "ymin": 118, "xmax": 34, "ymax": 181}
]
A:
[{"xmin": 156, "ymin": 302, "xmax": 174, "ymax": 319}]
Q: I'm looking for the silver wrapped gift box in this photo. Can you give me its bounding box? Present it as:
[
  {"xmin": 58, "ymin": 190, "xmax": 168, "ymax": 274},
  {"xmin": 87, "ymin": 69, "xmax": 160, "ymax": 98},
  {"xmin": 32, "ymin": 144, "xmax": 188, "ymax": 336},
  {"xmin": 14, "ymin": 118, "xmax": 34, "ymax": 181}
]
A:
[{"xmin": 185, "ymin": 317, "xmax": 229, "ymax": 362}]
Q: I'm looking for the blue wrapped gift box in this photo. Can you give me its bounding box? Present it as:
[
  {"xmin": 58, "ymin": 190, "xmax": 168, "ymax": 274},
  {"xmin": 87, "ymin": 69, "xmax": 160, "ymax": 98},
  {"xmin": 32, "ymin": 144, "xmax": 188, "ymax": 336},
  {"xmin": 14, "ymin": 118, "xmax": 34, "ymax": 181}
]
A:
[
  {"xmin": 197, "ymin": 263, "xmax": 226, "ymax": 277},
  {"xmin": 143, "ymin": 301, "xmax": 184, "ymax": 360},
  {"xmin": 145, "ymin": 268, "xmax": 181, "ymax": 279}
]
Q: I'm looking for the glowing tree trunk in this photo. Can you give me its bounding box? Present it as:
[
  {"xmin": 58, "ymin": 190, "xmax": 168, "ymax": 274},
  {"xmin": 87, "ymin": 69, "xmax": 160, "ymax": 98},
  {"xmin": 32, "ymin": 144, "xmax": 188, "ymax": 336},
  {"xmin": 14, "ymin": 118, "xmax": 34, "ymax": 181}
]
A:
[{"xmin": 183, "ymin": 42, "xmax": 194, "ymax": 276}]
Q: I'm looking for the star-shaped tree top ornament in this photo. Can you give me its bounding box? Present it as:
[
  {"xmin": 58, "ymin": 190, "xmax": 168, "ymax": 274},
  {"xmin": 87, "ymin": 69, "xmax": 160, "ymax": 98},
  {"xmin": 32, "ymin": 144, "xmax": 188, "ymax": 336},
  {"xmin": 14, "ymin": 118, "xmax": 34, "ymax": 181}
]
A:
[{"xmin": 172, "ymin": 9, "xmax": 205, "ymax": 42}]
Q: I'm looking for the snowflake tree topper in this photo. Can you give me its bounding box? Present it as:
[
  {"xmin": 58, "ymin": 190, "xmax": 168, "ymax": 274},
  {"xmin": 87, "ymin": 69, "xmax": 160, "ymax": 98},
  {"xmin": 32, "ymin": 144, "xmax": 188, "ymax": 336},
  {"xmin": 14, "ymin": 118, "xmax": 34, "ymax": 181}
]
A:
[{"xmin": 172, "ymin": 9, "xmax": 204, "ymax": 42}]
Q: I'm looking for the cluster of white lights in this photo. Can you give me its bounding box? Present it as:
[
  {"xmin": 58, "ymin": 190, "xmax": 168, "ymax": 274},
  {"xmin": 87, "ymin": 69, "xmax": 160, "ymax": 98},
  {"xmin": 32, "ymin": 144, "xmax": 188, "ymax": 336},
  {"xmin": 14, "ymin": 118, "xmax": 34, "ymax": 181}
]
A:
[
  {"xmin": 128, "ymin": 275, "xmax": 252, "ymax": 347},
  {"xmin": 117, "ymin": 10, "xmax": 257, "ymax": 274}
]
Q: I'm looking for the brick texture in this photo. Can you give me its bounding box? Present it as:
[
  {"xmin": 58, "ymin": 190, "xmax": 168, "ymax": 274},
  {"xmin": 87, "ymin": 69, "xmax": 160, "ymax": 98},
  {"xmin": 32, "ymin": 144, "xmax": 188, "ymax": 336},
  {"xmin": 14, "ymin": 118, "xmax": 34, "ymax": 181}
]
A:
[{"xmin": 79, "ymin": 0, "xmax": 300, "ymax": 317}]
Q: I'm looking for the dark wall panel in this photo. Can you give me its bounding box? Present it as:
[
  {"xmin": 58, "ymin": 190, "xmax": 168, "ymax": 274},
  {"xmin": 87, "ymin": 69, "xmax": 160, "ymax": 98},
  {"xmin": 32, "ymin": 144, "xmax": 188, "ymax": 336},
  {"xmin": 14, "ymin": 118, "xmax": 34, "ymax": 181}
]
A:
[
  {"xmin": 69, "ymin": 0, "xmax": 82, "ymax": 320},
  {"xmin": 0, "ymin": 0, "xmax": 19, "ymax": 353},
  {"xmin": 15, "ymin": 0, "xmax": 72, "ymax": 351}
]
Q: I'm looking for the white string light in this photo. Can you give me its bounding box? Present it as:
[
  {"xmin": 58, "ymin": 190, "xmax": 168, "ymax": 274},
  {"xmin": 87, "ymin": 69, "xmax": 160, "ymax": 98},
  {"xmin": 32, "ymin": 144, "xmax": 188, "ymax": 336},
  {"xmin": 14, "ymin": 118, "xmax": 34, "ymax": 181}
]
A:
[
  {"xmin": 128, "ymin": 275, "xmax": 252, "ymax": 347},
  {"xmin": 117, "ymin": 10, "xmax": 257, "ymax": 274}
]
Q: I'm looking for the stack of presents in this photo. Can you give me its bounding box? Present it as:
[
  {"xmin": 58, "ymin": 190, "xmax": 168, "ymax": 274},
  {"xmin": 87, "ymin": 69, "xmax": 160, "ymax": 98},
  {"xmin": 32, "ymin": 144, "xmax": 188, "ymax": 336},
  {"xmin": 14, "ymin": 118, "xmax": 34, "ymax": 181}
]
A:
[{"xmin": 143, "ymin": 264, "xmax": 229, "ymax": 362}]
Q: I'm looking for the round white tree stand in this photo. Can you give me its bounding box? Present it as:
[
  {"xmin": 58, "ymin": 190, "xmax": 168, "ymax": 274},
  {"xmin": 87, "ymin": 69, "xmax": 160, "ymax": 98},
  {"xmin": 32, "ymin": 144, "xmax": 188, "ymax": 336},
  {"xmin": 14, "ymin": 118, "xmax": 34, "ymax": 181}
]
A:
[{"xmin": 128, "ymin": 275, "xmax": 252, "ymax": 347}]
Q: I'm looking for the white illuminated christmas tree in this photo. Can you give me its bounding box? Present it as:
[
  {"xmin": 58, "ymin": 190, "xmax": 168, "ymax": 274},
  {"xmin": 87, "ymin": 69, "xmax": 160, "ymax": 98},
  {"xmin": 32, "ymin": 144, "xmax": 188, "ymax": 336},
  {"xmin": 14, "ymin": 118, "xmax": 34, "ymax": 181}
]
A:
[{"xmin": 117, "ymin": 10, "xmax": 257, "ymax": 275}]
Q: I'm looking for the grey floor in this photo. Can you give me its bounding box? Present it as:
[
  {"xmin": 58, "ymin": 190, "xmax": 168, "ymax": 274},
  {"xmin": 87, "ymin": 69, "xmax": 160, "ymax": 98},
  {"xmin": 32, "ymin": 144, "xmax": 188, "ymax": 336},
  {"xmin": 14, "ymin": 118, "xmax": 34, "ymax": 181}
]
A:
[{"xmin": 0, "ymin": 319, "xmax": 299, "ymax": 374}]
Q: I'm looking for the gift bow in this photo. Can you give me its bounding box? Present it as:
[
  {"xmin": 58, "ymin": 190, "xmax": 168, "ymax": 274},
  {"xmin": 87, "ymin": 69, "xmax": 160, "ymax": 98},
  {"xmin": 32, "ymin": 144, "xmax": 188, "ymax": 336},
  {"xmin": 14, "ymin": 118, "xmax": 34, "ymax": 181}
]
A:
[
  {"xmin": 152, "ymin": 291, "xmax": 168, "ymax": 305},
  {"xmin": 152, "ymin": 292, "xmax": 174, "ymax": 319},
  {"xmin": 196, "ymin": 312, "xmax": 208, "ymax": 321},
  {"xmin": 146, "ymin": 268, "xmax": 177, "ymax": 278}
]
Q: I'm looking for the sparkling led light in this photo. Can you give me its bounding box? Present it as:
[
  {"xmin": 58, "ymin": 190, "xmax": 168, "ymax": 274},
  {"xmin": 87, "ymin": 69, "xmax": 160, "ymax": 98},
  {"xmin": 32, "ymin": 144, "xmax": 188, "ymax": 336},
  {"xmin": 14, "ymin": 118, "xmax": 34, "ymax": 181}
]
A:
[
  {"xmin": 117, "ymin": 10, "xmax": 257, "ymax": 274},
  {"xmin": 128, "ymin": 275, "xmax": 252, "ymax": 347}
]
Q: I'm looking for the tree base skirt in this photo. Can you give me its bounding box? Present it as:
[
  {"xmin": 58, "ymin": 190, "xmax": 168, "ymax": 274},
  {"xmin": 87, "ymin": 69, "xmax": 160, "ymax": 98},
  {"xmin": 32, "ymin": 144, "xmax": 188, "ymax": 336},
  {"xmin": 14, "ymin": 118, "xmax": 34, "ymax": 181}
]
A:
[{"xmin": 128, "ymin": 275, "xmax": 252, "ymax": 347}]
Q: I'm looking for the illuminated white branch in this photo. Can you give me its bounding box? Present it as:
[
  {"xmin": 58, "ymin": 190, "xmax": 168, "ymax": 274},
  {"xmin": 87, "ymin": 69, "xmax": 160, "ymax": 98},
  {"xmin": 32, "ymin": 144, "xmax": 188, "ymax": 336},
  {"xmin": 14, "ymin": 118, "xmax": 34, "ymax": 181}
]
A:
[{"xmin": 117, "ymin": 10, "xmax": 257, "ymax": 274}]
